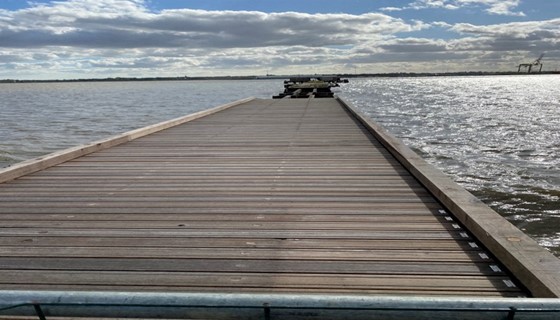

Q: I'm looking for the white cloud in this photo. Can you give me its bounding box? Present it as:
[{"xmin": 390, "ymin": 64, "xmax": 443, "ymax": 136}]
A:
[
  {"xmin": 379, "ymin": 7, "xmax": 403, "ymax": 12},
  {"xmin": 0, "ymin": 3, "xmax": 424, "ymax": 49},
  {"xmin": 383, "ymin": 0, "xmax": 525, "ymax": 16},
  {"xmin": 410, "ymin": 0, "xmax": 461, "ymax": 10},
  {"xmin": 459, "ymin": 0, "xmax": 525, "ymax": 16}
]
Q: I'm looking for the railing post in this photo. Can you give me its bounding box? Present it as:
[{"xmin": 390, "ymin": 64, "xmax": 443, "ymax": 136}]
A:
[
  {"xmin": 32, "ymin": 304, "xmax": 47, "ymax": 320},
  {"xmin": 263, "ymin": 303, "xmax": 271, "ymax": 320}
]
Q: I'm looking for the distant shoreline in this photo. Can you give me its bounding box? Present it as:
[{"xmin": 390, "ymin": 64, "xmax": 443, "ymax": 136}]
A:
[{"xmin": 1, "ymin": 71, "xmax": 559, "ymax": 83}]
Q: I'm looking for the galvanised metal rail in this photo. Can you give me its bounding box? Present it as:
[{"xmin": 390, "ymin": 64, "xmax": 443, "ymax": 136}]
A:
[{"xmin": 1, "ymin": 291, "xmax": 560, "ymax": 320}]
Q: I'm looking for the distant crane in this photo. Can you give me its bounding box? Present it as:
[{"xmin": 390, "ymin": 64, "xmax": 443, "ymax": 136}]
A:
[{"xmin": 518, "ymin": 53, "xmax": 544, "ymax": 73}]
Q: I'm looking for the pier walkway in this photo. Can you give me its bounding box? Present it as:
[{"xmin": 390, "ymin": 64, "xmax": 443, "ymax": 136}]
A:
[{"xmin": 0, "ymin": 97, "xmax": 559, "ymax": 319}]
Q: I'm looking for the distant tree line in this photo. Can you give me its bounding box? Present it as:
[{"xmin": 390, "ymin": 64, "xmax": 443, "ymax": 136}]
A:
[{"xmin": 2, "ymin": 71, "xmax": 559, "ymax": 83}]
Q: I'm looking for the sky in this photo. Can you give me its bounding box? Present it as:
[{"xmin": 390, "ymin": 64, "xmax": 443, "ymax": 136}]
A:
[{"xmin": 0, "ymin": 0, "xmax": 558, "ymax": 79}]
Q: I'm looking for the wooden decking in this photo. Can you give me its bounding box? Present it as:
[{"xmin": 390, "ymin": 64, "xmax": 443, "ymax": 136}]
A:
[{"xmin": 0, "ymin": 98, "xmax": 552, "ymax": 297}]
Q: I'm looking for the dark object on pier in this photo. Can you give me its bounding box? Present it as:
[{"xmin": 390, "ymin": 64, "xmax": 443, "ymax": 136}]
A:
[{"xmin": 273, "ymin": 76, "xmax": 349, "ymax": 99}]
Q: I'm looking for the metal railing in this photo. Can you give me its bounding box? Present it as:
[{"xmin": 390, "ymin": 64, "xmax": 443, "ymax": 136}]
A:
[{"xmin": 1, "ymin": 291, "xmax": 560, "ymax": 319}]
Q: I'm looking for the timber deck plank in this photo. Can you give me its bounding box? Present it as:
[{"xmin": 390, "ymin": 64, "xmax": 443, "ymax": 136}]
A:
[{"xmin": 0, "ymin": 98, "xmax": 529, "ymax": 297}]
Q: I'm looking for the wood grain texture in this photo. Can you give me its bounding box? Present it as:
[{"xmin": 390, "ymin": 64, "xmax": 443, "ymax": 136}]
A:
[
  {"xmin": 0, "ymin": 98, "xmax": 527, "ymax": 297},
  {"xmin": 0, "ymin": 97, "xmax": 255, "ymax": 184}
]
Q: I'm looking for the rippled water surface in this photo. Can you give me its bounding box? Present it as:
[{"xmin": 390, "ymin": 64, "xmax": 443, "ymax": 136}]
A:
[
  {"xmin": 339, "ymin": 75, "xmax": 560, "ymax": 255},
  {"xmin": 1, "ymin": 76, "xmax": 559, "ymax": 256},
  {"xmin": 0, "ymin": 80, "xmax": 279, "ymax": 163}
]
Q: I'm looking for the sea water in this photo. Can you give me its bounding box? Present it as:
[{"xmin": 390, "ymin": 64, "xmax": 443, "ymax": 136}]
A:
[{"xmin": 1, "ymin": 76, "xmax": 558, "ymax": 255}]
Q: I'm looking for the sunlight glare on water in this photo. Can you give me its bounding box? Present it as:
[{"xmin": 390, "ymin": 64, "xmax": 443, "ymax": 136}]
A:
[{"xmin": 339, "ymin": 75, "xmax": 560, "ymax": 255}]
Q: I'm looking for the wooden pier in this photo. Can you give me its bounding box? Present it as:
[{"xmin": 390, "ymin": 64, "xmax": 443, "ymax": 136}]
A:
[{"xmin": 0, "ymin": 96, "xmax": 559, "ymax": 318}]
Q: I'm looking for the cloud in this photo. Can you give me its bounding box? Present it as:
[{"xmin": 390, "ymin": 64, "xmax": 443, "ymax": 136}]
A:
[
  {"xmin": 0, "ymin": 0, "xmax": 558, "ymax": 78},
  {"xmin": 346, "ymin": 17, "xmax": 559, "ymax": 69},
  {"xmin": 450, "ymin": 19, "xmax": 560, "ymax": 40},
  {"xmin": 379, "ymin": 7, "xmax": 403, "ymax": 12},
  {"xmin": 447, "ymin": 19, "xmax": 560, "ymax": 59},
  {"xmin": 379, "ymin": 38, "xmax": 450, "ymax": 53},
  {"xmin": 382, "ymin": 0, "xmax": 525, "ymax": 16},
  {"xmin": 0, "ymin": 0, "xmax": 430, "ymax": 77},
  {"xmin": 410, "ymin": 0, "xmax": 461, "ymax": 10},
  {"xmin": 0, "ymin": 2, "xmax": 424, "ymax": 49},
  {"xmin": 469, "ymin": 0, "xmax": 525, "ymax": 16}
]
